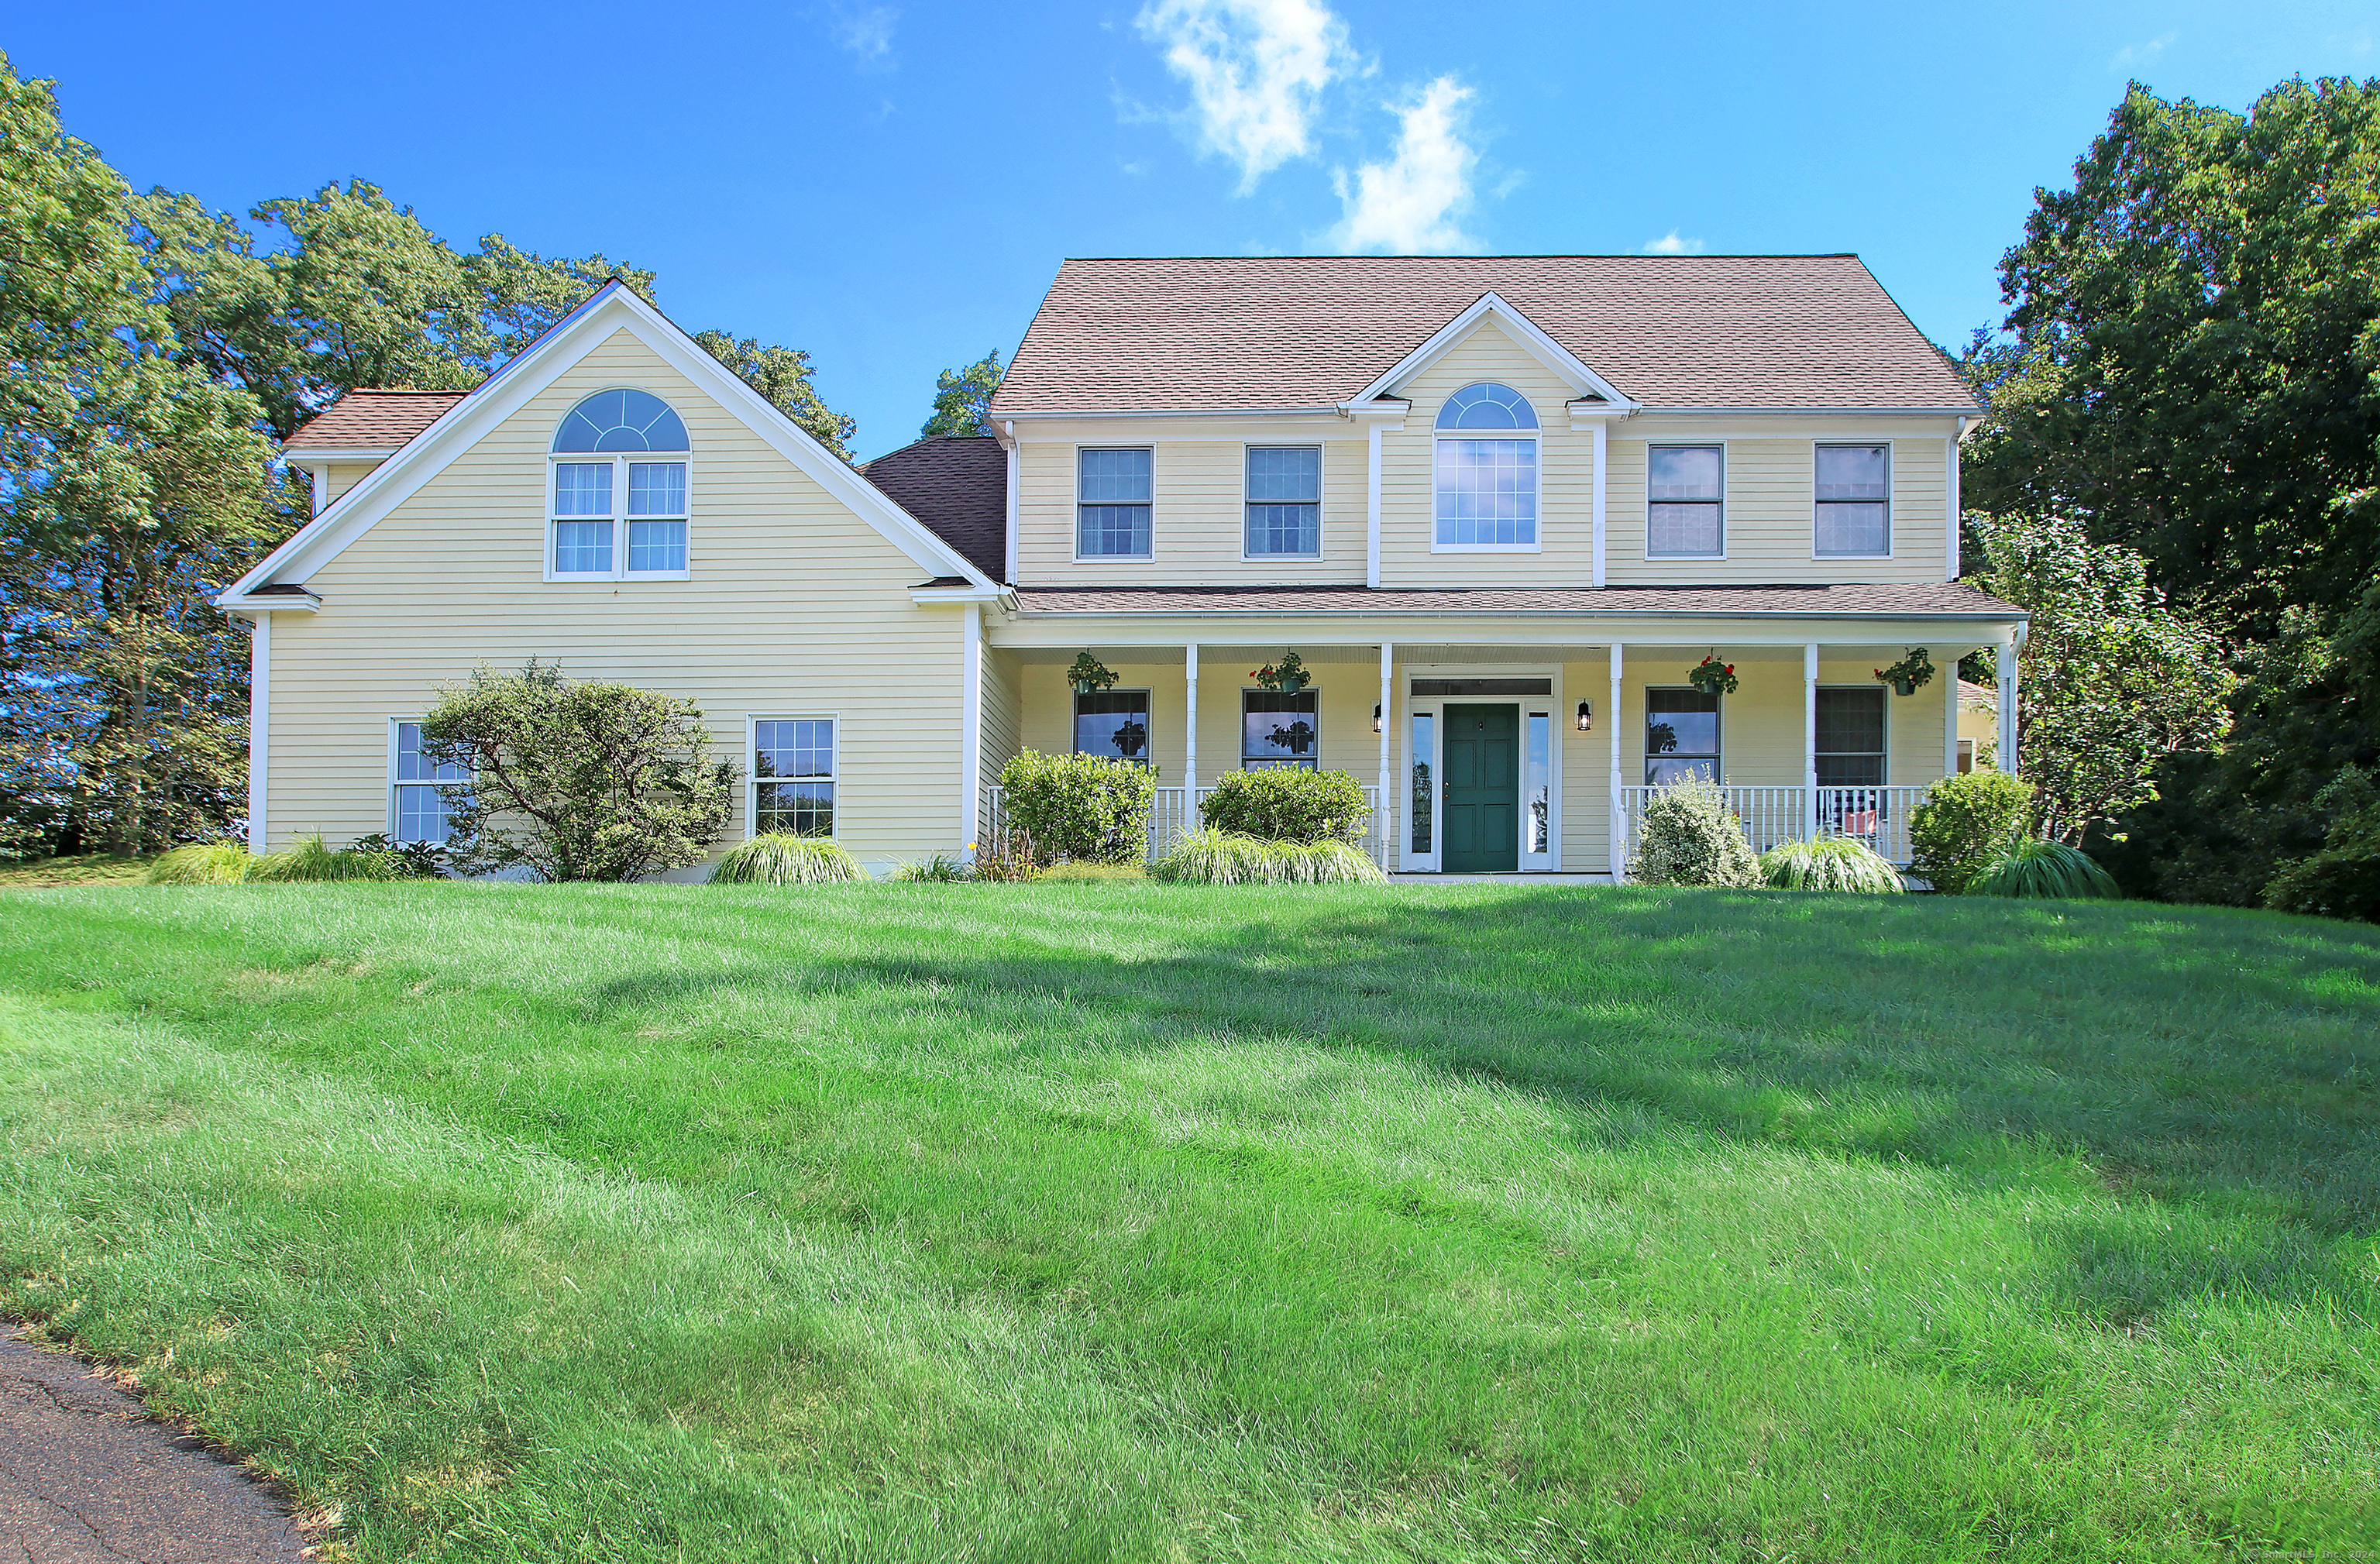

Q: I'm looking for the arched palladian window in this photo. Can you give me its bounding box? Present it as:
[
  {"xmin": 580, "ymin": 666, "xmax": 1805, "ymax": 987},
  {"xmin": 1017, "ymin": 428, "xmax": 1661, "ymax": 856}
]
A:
[
  {"xmin": 1433, "ymin": 383, "xmax": 1539, "ymax": 549},
  {"xmin": 549, "ymin": 390, "xmax": 692, "ymax": 579}
]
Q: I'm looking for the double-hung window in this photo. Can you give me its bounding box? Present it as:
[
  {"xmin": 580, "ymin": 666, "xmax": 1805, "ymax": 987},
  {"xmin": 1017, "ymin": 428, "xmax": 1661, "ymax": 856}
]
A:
[
  {"xmin": 1648, "ymin": 445, "xmax": 1723, "ymax": 557},
  {"xmin": 1814, "ymin": 444, "xmax": 1890, "ymax": 557},
  {"xmin": 1434, "ymin": 383, "xmax": 1539, "ymax": 548},
  {"xmin": 752, "ymin": 718, "xmax": 835, "ymax": 837},
  {"xmin": 1075, "ymin": 691, "xmax": 1152, "ymax": 761},
  {"xmin": 390, "ymin": 720, "xmax": 468, "ymax": 844},
  {"xmin": 1644, "ymin": 690, "xmax": 1720, "ymax": 785},
  {"xmin": 1815, "ymin": 688, "xmax": 1886, "ymax": 786},
  {"xmin": 549, "ymin": 389, "xmax": 691, "ymax": 579},
  {"xmin": 1245, "ymin": 446, "xmax": 1320, "ymax": 557},
  {"xmin": 1078, "ymin": 448, "xmax": 1151, "ymax": 558},
  {"xmin": 1243, "ymin": 689, "xmax": 1319, "ymax": 770}
]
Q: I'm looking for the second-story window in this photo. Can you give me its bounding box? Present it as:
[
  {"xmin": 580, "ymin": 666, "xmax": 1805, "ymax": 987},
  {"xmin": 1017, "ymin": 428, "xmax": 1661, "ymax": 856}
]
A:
[
  {"xmin": 1435, "ymin": 383, "xmax": 1539, "ymax": 549},
  {"xmin": 1814, "ymin": 444, "xmax": 1890, "ymax": 557},
  {"xmin": 1648, "ymin": 445, "xmax": 1723, "ymax": 557},
  {"xmin": 549, "ymin": 388, "xmax": 691, "ymax": 579},
  {"xmin": 1078, "ymin": 448, "xmax": 1151, "ymax": 558},
  {"xmin": 1245, "ymin": 446, "xmax": 1320, "ymax": 557}
]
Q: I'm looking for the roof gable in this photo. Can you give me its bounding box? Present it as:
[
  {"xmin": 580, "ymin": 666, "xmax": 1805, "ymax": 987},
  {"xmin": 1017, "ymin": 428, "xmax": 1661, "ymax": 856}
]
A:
[
  {"xmin": 223, "ymin": 284, "xmax": 995, "ymax": 608},
  {"xmin": 1354, "ymin": 292, "xmax": 1638, "ymax": 409},
  {"xmin": 992, "ymin": 255, "xmax": 1979, "ymax": 416},
  {"xmin": 284, "ymin": 389, "xmax": 469, "ymax": 452}
]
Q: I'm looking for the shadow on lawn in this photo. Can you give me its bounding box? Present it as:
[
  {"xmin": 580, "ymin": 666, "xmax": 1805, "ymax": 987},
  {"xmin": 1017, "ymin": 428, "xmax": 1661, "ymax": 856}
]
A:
[{"xmin": 593, "ymin": 884, "xmax": 2380, "ymax": 1280}]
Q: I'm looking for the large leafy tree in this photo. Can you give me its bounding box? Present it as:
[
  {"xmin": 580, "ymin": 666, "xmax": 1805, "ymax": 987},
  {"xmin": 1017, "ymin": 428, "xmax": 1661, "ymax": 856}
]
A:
[
  {"xmin": 1971, "ymin": 514, "xmax": 2234, "ymax": 843},
  {"xmin": 0, "ymin": 53, "xmax": 277, "ymax": 856},
  {"xmin": 920, "ymin": 349, "xmax": 1003, "ymax": 438},
  {"xmin": 1962, "ymin": 77, "xmax": 2380, "ymax": 636},
  {"xmin": 692, "ymin": 332, "xmax": 855, "ymax": 458}
]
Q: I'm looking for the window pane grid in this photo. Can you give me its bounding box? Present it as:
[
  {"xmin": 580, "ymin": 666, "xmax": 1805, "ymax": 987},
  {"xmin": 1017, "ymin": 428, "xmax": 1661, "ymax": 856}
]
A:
[
  {"xmin": 553, "ymin": 462, "xmax": 611, "ymax": 517},
  {"xmin": 754, "ymin": 719, "xmax": 835, "ymax": 837},
  {"xmin": 1246, "ymin": 503, "xmax": 1319, "ymax": 555},
  {"xmin": 1435, "ymin": 438, "xmax": 1538, "ymax": 546},
  {"xmin": 627, "ymin": 520, "xmax": 686, "ymax": 572},
  {"xmin": 628, "ymin": 462, "xmax": 686, "ymax": 516},
  {"xmin": 1814, "ymin": 445, "xmax": 1889, "ymax": 555},
  {"xmin": 1243, "ymin": 689, "xmax": 1319, "ymax": 770},
  {"xmin": 392, "ymin": 722, "xmax": 466, "ymax": 845},
  {"xmin": 1644, "ymin": 689, "xmax": 1720, "ymax": 786},
  {"xmin": 553, "ymin": 520, "xmax": 612, "ymax": 573},
  {"xmin": 1648, "ymin": 445, "xmax": 1723, "ymax": 557},
  {"xmin": 1815, "ymin": 688, "xmax": 1886, "ymax": 786}
]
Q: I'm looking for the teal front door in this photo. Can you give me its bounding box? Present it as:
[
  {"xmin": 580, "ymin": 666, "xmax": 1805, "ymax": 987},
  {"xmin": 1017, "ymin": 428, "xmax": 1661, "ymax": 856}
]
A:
[{"xmin": 1441, "ymin": 703, "xmax": 1519, "ymax": 872}]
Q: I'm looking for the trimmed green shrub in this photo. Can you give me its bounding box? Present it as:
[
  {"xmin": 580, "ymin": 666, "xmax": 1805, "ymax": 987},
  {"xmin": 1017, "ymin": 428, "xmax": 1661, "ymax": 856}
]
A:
[
  {"xmin": 1152, "ymin": 829, "xmax": 1386, "ymax": 885},
  {"xmin": 1911, "ymin": 770, "xmax": 2034, "ymax": 893},
  {"xmin": 1758, "ymin": 836, "xmax": 1906, "ymax": 893},
  {"xmin": 2262, "ymin": 768, "xmax": 2380, "ymax": 923},
  {"xmin": 996, "ymin": 750, "xmax": 1157, "ymax": 864},
  {"xmin": 709, "ymin": 834, "xmax": 865, "ymax": 884},
  {"xmin": 1630, "ymin": 780, "xmax": 1760, "ymax": 888},
  {"xmin": 892, "ymin": 852, "xmax": 972, "ymax": 882},
  {"xmin": 1969, "ymin": 839, "xmax": 2122, "ymax": 900},
  {"xmin": 248, "ymin": 834, "xmax": 404, "ymax": 883},
  {"xmin": 143, "ymin": 844, "xmax": 255, "ymax": 884},
  {"xmin": 1197, "ymin": 768, "xmax": 1372, "ymax": 844}
]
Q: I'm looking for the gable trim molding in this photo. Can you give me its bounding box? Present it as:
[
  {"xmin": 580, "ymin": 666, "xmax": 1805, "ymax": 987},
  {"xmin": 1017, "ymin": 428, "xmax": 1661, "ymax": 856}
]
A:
[
  {"xmin": 1348, "ymin": 292, "xmax": 1642, "ymax": 412},
  {"xmin": 218, "ymin": 282, "xmax": 994, "ymax": 612}
]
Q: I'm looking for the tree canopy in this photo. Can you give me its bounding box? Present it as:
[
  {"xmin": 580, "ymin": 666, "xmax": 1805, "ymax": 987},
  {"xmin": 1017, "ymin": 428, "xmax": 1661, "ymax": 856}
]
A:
[{"xmin": 920, "ymin": 349, "xmax": 1004, "ymax": 439}]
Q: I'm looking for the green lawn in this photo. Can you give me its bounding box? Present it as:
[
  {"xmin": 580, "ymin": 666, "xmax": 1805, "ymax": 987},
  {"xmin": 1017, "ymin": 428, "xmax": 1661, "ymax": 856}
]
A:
[{"xmin": 0, "ymin": 882, "xmax": 2374, "ymax": 1562}]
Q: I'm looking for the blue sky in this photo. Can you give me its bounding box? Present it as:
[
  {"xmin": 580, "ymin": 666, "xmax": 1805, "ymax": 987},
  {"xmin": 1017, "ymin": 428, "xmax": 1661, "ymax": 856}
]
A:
[{"xmin": 10, "ymin": 1, "xmax": 2375, "ymax": 459}]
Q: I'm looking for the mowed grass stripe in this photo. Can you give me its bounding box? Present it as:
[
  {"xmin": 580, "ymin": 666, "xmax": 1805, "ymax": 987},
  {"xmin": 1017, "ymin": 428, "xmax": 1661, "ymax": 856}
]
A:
[{"xmin": 1, "ymin": 882, "xmax": 2375, "ymax": 1561}]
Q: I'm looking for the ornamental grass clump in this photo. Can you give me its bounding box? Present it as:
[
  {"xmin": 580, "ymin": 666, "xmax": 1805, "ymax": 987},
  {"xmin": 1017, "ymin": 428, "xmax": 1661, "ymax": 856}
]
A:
[
  {"xmin": 1153, "ymin": 828, "xmax": 1386, "ymax": 885},
  {"xmin": 891, "ymin": 852, "xmax": 972, "ymax": 882},
  {"xmin": 1969, "ymin": 838, "xmax": 2122, "ymax": 900},
  {"xmin": 709, "ymin": 834, "xmax": 864, "ymax": 884},
  {"xmin": 247, "ymin": 834, "xmax": 404, "ymax": 882},
  {"xmin": 1758, "ymin": 836, "xmax": 1906, "ymax": 893},
  {"xmin": 142, "ymin": 843, "xmax": 256, "ymax": 884},
  {"xmin": 1630, "ymin": 779, "xmax": 1761, "ymax": 888}
]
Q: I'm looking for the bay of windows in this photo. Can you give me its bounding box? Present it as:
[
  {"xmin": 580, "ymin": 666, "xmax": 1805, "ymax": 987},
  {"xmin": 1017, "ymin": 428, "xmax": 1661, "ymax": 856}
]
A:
[
  {"xmin": 550, "ymin": 389, "xmax": 690, "ymax": 579},
  {"xmin": 1434, "ymin": 383, "xmax": 1539, "ymax": 548}
]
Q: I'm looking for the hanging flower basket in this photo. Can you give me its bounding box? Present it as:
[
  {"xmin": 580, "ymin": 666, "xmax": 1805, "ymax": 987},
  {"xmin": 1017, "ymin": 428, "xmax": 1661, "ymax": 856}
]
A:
[
  {"xmin": 1685, "ymin": 655, "xmax": 1738, "ymax": 697},
  {"xmin": 1873, "ymin": 648, "xmax": 1937, "ymax": 698},
  {"xmin": 1066, "ymin": 651, "xmax": 1119, "ymax": 698},
  {"xmin": 1251, "ymin": 650, "xmax": 1311, "ymax": 694}
]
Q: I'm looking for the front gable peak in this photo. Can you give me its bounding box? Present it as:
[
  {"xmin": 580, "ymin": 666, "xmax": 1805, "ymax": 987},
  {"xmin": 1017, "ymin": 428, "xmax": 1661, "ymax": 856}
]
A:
[{"xmin": 1350, "ymin": 291, "xmax": 1640, "ymax": 412}]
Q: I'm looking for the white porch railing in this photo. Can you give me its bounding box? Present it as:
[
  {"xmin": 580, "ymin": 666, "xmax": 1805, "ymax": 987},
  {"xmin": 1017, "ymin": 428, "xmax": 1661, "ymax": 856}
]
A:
[
  {"xmin": 1615, "ymin": 784, "xmax": 1929, "ymax": 871},
  {"xmin": 981, "ymin": 783, "xmax": 1387, "ymax": 868}
]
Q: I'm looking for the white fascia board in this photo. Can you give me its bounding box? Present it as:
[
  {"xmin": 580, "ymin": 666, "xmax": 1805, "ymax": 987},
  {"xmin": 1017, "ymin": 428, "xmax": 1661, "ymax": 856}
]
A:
[
  {"xmin": 910, "ymin": 585, "xmax": 1016, "ymax": 607},
  {"xmin": 1634, "ymin": 405, "xmax": 1984, "ymax": 418},
  {"xmin": 281, "ymin": 446, "xmax": 400, "ymax": 465},
  {"xmin": 1351, "ymin": 293, "xmax": 1642, "ymax": 410},
  {"xmin": 219, "ymin": 283, "xmax": 992, "ymax": 609},
  {"xmin": 993, "ymin": 404, "xmax": 1346, "ymax": 420}
]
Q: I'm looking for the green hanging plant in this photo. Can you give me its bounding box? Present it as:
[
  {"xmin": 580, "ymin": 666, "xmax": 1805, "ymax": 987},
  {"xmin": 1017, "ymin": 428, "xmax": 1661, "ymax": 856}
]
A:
[
  {"xmin": 1685, "ymin": 654, "xmax": 1738, "ymax": 697},
  {"xmin": 1250, "ymin": 650, "xmax": 1311, "ymax": 693},
  {"xmin": 1066, "ymin": 652, "xmax": 1119, "ymax": 697},
  {"xmin": 1874, "ymin": 648, "xmax": 1938, "ymax": 696}
]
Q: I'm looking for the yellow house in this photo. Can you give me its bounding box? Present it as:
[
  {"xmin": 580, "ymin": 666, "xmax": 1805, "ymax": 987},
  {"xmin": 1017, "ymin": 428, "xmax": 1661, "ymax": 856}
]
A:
[{"xmin": 222, "ymin": 257, "xmax": 2029, "ymax": 879}]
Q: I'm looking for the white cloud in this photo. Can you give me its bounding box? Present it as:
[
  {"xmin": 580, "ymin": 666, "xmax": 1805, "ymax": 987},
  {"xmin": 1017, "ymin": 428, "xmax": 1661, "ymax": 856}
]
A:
[
  {"xmin": 829, "ymin": 5, "xmax": 899, "ymax": 67},
  {"xmin": 1642, "ymin": 230, "xmax": 1704, "ymax": 256},
  {"xmin": 2110, "ymin": 31, "xmax": 2174, "ymax": 71},
  {"xmin": 1136, "ymin": 0, "xmax": 1351, "ymax": 191},
  {"xmin": 1329, "ymin": 77, "xmax": 1479, "ymax": 253}
]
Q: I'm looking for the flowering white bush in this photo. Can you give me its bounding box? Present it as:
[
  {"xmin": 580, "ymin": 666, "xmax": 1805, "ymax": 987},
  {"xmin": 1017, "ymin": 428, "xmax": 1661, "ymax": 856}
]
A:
[{"xmin": 1631, "ymin": 779, "xmax": 1761, "ymax": 888}]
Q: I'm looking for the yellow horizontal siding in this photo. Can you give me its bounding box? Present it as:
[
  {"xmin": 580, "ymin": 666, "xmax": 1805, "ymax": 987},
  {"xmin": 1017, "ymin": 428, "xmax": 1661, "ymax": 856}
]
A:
[
  {"xmin": 1014, "ymin": 438, "xmax": 1366, "ymax": 586},
  {"xmin": 265, "ymin": 328, "xmax": 967, "ymax": 871},
  {"xmin": 1605, "ymin": 437, "xmax": 1948, "ymax": 584}
]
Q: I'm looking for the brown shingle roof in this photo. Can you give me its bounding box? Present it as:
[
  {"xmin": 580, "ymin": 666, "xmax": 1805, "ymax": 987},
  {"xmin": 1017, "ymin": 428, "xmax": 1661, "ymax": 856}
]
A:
[
  {"xmin": 992, "ymin": 255, "xmax": 1978, "ymax": 415},
  {"xmin": 861, "ymin": 435, "xmax": 1007, "ymax": 580},
  {"xmin": 1013, "ymin": 582, "xmax": 2024, "ymax": 617},
  {"xmin": 284, "ymin": 389, "xmax": 472, "ymax": 450}
]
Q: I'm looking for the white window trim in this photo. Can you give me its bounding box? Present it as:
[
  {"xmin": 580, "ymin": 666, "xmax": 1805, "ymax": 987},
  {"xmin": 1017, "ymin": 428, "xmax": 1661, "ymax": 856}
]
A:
[
  {"xmin": 1642, "ymin": 684, "xmax": 1723, "ymax": 787},
  {"xmin": 1814, "ymin": 683, "xmax": 1892, "ymax": 788},
  {"xmin": 745, "ymin": 712, "xmax": 841, "ymax": 841},
  {"xmin": 387, "ymin": 716, "xmax": 464, "ymax": 845},
  {"xmin": 1240, "ymin": 442, "xmax": 1326, "ymax": 562},
  {"xmin": 1072, "ymin": 686, "xmax": 1157, "ymax": 763},
  {"xmin": 1430, "ymin": 413, "xmax": 1546, "ymax": 553},
  {"xmin": 1811, "ymin": 439, "xmax": 1894, "ymax": 562},
  {"xmin": 1072, "ymin": 444, "xmax": 1156, "ymax": 563},
  {"xmin": 1645, "ymin": 440, "xmax": 1728, "ymax": 561},
  {"xmin": 545, "ymin": 449, "xmax": 694, "ymax": 583},
  {"xmin": 1398, "ymin": 662, "xmax": 1565, "ymax": 873}
]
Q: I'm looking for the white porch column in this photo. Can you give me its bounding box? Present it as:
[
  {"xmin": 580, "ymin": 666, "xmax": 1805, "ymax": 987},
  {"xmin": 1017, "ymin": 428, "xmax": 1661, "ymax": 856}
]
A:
[
  {"xmin": 1945, "ymin": 660, "xmax": 1961, "ymax": 776},
  {"xmin": 1608, "ymin": 644, "xmax": 1624, "ymax": 878},
  {"xmin": 959, "ymin": 604, "xmax": 982, "ymax": 861},
  {"xmin": 1184, "ymin": 641, "xmax": 1199, "ymax": 789},
  {"xmin": 1377, "ymin": 642, "xmax": 1394, "ymax": 867},
  {"xmin": 246, "ymin": 611, "xmax": 270, "ymax": 851},
  {"xmin": 1803, "ymin": 642, "xmax": 1820, "ymax": 841},
  {"xmin": 1998, "ymin": 632, "xmax": 2021, "ymax": 775}
]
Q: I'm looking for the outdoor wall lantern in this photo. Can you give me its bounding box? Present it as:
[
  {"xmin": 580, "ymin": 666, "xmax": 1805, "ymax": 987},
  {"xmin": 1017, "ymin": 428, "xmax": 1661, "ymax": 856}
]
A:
[
  {"xmin": 1576, "ymin": 700, "xmax": 1594, "ymax": 732},
  {"xmin": 1371, "ymin": 701, "xmax": 1383, "ymax": 734}
]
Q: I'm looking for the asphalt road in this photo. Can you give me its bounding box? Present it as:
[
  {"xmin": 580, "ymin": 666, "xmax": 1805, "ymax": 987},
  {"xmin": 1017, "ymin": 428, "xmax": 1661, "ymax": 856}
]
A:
[{"xmin": 0, "ymin": 1329, "xmax": 304, "ymax": 1563}]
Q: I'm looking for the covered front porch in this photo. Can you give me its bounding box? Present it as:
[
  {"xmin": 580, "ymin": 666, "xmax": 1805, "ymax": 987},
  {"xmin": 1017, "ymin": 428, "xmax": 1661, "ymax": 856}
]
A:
[{"xmin": 975, "ymin": 627, "xmax": 2024, "ymax": 878}]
